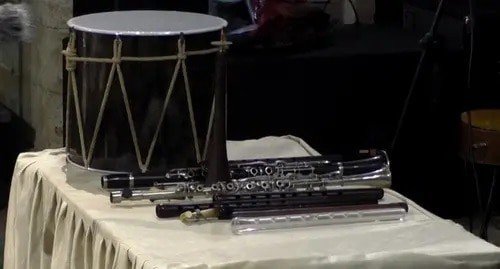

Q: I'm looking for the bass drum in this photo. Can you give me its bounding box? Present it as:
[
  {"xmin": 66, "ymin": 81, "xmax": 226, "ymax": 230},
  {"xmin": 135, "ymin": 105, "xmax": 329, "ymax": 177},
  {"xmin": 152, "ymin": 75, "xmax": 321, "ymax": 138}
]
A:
[{"xmin": 64, "ymin": 11, "xmax": 227, "ymax": 173}]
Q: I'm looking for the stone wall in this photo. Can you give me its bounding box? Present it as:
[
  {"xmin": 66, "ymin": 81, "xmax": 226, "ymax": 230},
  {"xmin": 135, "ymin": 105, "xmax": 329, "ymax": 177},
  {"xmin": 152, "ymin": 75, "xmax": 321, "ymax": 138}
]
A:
[
  {"xmin": 0, "ymin": 0, "xmax": 22, "ymax": 120},
  {"xmin": 28, "ymin": 0, "xmax": 72, "ymax": 149},
  {"xmin": 0, "ymin": 0, "xmax": 72, "ymax": 149},
  {"xmin": 0, "ymin": 42, "xmax": 20, "ymax": 114}
]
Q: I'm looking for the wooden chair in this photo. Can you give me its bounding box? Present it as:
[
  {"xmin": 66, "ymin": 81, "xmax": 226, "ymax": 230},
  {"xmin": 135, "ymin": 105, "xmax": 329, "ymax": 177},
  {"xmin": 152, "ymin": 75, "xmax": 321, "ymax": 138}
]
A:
[{"xmin": 459, "ymin": 109, "xmax": 500, "ymax": 240}]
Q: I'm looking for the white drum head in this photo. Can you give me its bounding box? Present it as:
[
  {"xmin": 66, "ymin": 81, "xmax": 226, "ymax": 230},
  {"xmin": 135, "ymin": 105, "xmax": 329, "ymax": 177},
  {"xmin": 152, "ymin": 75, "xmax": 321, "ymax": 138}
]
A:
[{"xmin": 67, "ymin": 11, "xmax": 228, "ymax": 36}]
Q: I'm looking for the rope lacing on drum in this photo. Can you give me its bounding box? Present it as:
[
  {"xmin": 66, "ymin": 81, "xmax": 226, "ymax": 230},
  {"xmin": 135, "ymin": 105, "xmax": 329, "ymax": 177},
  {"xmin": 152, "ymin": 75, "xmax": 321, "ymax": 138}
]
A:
[
  {"xmin": 86, "ymin": 39, "xmax": 121, "ymax": 167},
  {"xmin": 177, "ymin": 35, "xmax": 187, "ymax": 60},
  {"xmin": 63, "ymin": 33, "xmax": 77, "ymax": 72},
  {"xmin": 178, "ymin": 34, "xmax": 202, "ymax": 164},
  {"xmin": 144, "ymin": 37, "xmax": 185, "ymax": 170},
  {"xmin": 63, "ymin": 32, "xmax": 88, "ymax": 167},
  {"xmin": 61, "ymin": 31, "xmax": 228, "ymax": 172},
  {"xmin": 63, "ymin": 33, "xmax": 76, "ymax": 153},
  {"xmin": 112, "ymin": 38, "xmax": 123, "ymax": 64}
]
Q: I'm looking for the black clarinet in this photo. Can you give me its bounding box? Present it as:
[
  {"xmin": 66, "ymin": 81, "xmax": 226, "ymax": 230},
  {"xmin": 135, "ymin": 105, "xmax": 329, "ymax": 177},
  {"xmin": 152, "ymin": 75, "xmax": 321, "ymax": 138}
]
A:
[
  {"xmin": 101, "ymin": 152, "xmax": 386, "ymax": 190},
  {"xmin": 155, "ymin": 187, "xmax": 385, "ymax": 219}
]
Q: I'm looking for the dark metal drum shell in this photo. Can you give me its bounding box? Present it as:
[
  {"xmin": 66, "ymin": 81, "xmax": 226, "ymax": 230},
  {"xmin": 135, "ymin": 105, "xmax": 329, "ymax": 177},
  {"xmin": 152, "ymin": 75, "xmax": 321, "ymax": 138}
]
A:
[{"xmin": 66, "ymin": 29, "xmax": 221, "ymax": 173}]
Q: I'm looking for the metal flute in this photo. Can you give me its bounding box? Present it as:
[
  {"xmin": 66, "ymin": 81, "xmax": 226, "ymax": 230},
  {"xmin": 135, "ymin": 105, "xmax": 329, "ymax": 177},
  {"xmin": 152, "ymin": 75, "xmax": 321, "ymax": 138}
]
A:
[
  {"xmin": 109, "ymin": 162, "xmax": 391, "ymax": 203},
  {"xmin": 102, "ymin": 151, "xmax": 387, "ymax": 190}
]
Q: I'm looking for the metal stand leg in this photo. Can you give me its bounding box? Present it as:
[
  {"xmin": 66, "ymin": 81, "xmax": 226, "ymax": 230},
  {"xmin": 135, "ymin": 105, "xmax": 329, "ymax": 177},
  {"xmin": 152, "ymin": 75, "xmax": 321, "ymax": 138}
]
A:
[
  {"xmin": 390, "ymin": 0, "xmax": 445, "ymax": 152},
  {"xmin": 464, "ymin": 159, "xmax": 474, "ymax": 232},
  {"xmin": 480, "ymin": 168, "xmax": 497, "ymax": 240}
]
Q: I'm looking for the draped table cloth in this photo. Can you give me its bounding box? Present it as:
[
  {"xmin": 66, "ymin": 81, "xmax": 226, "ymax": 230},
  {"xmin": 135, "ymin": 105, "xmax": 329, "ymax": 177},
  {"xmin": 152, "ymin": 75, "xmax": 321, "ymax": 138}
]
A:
[{"xmin": 4, "ymin": 135, "xmax": 500, "ymax": 269}]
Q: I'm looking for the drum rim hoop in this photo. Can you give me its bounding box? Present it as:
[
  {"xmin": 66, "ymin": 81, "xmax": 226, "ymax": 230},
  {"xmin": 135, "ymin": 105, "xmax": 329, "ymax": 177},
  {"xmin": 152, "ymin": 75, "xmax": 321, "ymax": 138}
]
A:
[
  {"xmin": 67, "ymin": 10, "xmax": 228, "ymax": 36},
  {"xmin": 66, "ymin": 155, "xmax": 135, "ymax": 174}
]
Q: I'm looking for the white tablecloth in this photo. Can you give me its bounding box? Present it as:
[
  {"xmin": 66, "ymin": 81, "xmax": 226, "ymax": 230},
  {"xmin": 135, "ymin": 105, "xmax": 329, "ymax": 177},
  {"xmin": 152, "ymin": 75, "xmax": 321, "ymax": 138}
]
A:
[{"xmin": 4, "ymin": 135, "xmax": 500, "ymax": 269}]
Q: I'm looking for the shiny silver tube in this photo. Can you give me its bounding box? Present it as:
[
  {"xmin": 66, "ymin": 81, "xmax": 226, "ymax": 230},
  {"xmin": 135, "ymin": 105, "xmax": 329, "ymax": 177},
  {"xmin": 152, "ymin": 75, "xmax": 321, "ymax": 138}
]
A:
[
  {"xmin": 231, "ymin": 203, "xmax": 407, "ymax": 235},
  {"xmin": 109, "ymin": 159, "xmax": 391, "ymax": 204},
  {"xmin": 110, "ymin": 189, "xmax": 186, "ymax": 203}
]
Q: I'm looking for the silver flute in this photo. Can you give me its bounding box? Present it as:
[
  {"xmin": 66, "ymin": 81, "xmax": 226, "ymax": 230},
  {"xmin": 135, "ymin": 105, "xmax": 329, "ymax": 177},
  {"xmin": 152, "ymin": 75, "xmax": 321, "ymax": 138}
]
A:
[{"xmin": 109, "ymin": 151, "xmax": 392, "ymax": 203}]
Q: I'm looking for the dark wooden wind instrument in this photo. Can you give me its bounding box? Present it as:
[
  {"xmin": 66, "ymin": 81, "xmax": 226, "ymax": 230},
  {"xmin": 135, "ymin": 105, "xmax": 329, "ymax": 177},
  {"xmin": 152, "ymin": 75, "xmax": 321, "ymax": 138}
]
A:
[{"xmin": 206, "ymin": 30, "xmax": 231, "ymax": 185}]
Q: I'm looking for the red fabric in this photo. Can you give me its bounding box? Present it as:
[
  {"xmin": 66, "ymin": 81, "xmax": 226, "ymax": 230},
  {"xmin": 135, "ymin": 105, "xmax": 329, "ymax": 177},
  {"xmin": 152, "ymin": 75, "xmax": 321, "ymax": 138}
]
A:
[{"xmin": 258, "ymin": 0, "xmax": 307, "ymax": 25}]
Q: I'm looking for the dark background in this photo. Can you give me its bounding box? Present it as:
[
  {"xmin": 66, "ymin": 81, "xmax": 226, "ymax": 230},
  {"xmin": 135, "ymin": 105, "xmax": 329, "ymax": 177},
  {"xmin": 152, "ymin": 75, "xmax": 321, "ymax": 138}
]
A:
[
  {"xmin": 4, "ymin": 0, "xmax": 500, "ymax": 219},
  {"xmin": 68, "ymin": 0, "xmax": 500, "ymax": 218}
]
